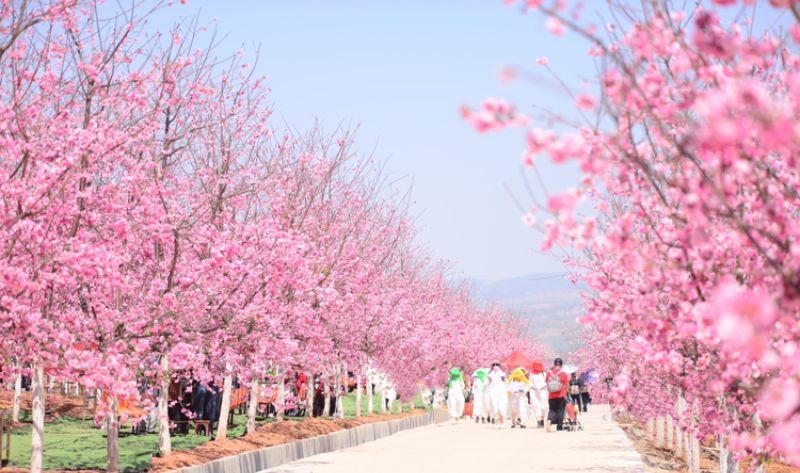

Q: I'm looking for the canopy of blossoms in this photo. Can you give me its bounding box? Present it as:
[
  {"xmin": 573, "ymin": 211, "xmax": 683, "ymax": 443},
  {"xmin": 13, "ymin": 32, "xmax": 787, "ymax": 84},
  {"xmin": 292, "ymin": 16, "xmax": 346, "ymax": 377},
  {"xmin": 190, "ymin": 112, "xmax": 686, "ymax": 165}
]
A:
[{"xmin": 465, "ymin": 0, "xmax": 800, "ymax": 468}]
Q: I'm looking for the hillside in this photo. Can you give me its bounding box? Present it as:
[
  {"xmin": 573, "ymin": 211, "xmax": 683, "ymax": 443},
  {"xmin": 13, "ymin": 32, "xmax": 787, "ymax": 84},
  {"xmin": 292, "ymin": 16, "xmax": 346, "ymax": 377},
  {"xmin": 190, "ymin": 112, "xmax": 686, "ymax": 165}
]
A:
[{"xmin": 468, "ymin": 273, "xmax": 587, "ymax": 357}]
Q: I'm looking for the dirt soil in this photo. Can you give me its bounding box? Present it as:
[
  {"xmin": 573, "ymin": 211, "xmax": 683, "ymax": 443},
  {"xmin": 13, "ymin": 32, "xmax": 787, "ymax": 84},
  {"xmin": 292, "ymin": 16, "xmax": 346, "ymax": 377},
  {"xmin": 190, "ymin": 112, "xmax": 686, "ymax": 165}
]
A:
[
  {"xmin": 0, "ymin": 390, "xmax": 90, "ymax": 422},
  {"xmin": 0, "ymin": 410, "xmax": 423, "ymax": 473},
  {"xmin": 616, "ymin": 415, "xmax": 800, "ymax": 473},
  {"xmin": 149, "ymin": 410, "xmax": 423, "ymax": 473}
]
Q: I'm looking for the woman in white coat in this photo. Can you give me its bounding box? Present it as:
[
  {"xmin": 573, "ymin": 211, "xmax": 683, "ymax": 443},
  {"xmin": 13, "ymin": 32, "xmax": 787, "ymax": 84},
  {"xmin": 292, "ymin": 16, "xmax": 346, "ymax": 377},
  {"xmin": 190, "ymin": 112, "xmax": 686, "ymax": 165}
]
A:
[
  {"xmin": 528, "ymin": 361, "xmax": 548, "ymax": 428},
  {"xmin": 471, "ymin": 368, "xmax": 489, "ymax": 423},
  {"xmin": 508, "ymin": 368, "xmax": 530, "ymax": 428},
  {"xmin": 446, "ymin": 367, "xmax": 465, "ymax": 421},
  {"xmin": 485, "ymin": 362, "xmax": 507, "ymax": 424}
]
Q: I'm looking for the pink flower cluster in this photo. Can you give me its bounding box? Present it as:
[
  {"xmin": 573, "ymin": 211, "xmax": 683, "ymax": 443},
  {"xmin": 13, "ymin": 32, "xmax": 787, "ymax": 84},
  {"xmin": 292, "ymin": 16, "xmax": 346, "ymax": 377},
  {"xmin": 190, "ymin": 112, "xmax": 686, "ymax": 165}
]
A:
[
  {"xmin": 0, "ymin": 1, "xmax": 541, "ymax": 470},
  {"xmin": 470, "ymin": 0, "xmax": 800, "ymax": 467}
]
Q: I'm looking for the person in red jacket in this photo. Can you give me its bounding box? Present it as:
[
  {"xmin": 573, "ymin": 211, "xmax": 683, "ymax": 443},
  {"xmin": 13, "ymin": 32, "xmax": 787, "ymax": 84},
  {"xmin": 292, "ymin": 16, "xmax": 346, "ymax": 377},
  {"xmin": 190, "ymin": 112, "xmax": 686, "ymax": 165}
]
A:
[{"xmin": 545, "ymin": 358, "xmax": 569, "ymax": 432}]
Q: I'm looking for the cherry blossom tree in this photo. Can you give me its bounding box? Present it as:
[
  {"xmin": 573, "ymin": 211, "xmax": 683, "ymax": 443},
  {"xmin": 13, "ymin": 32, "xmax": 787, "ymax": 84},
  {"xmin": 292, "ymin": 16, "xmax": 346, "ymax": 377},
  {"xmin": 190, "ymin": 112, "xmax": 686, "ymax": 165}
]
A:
[
  {"xmin": 0, "ymin": 2, "xmax": 541, "ymax": 472},
  {"xmin": 466, "ymin": 0, "xmax": 800, "ymax": 469}
]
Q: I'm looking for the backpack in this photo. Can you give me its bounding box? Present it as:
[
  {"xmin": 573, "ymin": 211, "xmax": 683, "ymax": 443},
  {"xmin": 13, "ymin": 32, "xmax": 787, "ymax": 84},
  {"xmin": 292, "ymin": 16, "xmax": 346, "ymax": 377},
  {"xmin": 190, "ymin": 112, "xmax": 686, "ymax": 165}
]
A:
[{"xmin": 547, "ymin": 372, "xmax": 564, "ymax": 393}]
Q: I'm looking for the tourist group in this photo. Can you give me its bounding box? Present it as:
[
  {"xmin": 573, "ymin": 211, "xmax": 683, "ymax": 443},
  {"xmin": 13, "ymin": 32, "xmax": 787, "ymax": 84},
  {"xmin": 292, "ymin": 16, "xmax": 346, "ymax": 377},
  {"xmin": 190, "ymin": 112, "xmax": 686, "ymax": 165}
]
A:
[{"xmin": 439, "ymin": 357, "xmax": 596, "ymax": 432}]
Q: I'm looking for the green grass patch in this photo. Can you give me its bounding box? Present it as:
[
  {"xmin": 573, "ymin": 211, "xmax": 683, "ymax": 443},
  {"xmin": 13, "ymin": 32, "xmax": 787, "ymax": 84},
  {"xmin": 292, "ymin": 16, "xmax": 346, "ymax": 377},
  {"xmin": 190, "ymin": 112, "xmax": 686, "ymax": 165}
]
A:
[
  {"xmin": 8, "ymin": 414, "xmax": 255, "ymax": 472},
  {"xmin": 338, "ymin": 391, "xmax": 426, "ymax": 418},
  {"xmin": 8, "ymin": 392, "xmax": 427, "ymax": 471}
]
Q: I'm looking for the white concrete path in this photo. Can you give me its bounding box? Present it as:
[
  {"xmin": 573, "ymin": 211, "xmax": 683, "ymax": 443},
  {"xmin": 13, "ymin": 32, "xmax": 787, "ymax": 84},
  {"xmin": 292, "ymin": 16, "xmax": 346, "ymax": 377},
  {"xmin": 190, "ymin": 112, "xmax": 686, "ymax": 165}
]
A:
[{"xmin": 261, "ymin": 404, "xmax": 646, "ymax": 473}]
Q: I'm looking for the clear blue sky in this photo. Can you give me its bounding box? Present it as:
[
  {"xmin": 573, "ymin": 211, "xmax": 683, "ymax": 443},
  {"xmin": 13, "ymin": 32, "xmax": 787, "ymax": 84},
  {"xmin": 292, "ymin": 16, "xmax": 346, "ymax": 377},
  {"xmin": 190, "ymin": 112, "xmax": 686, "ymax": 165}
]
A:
[{"xmin": 163, "ymin": 1, "xmax": 594, "ymax": 280}]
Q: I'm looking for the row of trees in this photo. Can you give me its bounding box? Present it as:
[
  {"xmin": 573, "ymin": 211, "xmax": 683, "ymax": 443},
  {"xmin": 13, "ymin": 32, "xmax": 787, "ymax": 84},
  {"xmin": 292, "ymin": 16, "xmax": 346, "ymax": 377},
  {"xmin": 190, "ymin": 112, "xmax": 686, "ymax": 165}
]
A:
[
  {"xmin": 0, "ymin": 1, "xmax": 536, "ymax": 472},
  {"xmin": 467, "ymin": 0, "xmax": 800, "ymax": 470}
]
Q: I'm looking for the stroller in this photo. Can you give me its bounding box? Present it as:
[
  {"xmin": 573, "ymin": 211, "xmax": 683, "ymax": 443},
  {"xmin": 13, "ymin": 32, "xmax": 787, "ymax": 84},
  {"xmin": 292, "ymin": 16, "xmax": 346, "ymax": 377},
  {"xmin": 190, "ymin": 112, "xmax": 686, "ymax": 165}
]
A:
[{"xmin": 564, "ymin": 402, "xmax": 584, "ymax": 431}]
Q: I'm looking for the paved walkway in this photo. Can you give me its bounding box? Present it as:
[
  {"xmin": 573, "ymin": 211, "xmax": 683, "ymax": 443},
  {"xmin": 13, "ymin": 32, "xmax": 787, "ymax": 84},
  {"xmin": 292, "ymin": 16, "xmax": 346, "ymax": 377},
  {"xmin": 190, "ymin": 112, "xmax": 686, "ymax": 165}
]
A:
[{"xmin": 261, "ymin": 404, "xmax": 646, "ymax": 473}]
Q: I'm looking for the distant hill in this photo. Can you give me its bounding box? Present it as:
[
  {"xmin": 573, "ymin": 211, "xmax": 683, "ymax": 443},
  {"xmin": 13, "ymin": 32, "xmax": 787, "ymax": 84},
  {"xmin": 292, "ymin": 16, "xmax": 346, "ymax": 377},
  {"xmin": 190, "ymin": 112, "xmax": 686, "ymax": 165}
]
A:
[{"xmin": 468, "ymin": 272, "xmax": 587, "ymax": 357}]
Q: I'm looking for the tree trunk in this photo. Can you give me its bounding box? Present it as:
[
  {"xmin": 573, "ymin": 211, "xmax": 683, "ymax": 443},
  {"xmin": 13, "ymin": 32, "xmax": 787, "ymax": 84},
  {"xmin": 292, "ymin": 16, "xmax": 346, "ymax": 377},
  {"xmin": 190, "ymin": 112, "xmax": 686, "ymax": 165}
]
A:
[
  {"xmin": 276, "ymin": 368, "xmax": 285, "ymax": 421},
  {"xmin": 665, "ymin": 415, "xmax": 673, "ymax": 451},
  {"xmin": 675, "ymin": 395, "xmax": 686, "ymax": 458},
  {"xmin": 12, "ymin": 370, "xmax": 22, "ymax": 423},
  {"xmin": 355, "ymin": 376, "xmax": 362, "ymax": 418},
  {"xmin": 306, "ymin": 372, "xmax": 315, "ymax": 418},
  {"xmin": 719, "ymin": 434, "xmax": 739, "ymax": 473},
  {"xmin": 216, "ymin": 364, "xmax": 234, "ymax": 440},
  {"xmin": 322, "ymin": 372, "xmax": 331, "ymax": 417},
  {"xmin": 646, "ymin": 417, "xmax": 654, "ymax": 441},
  {"xmin": 106, "ymin": 395, "xmax": 120, "ymax": 473},
  {"xmin": 246, "ymin": 373, "xmax": 259, "ymax": 435},
  {"xmin": 30, "ymin": 364, "xmax": 45, "ymax": 473},
  {"xmin": 683, "ymin": 434, "xmax": 691, "ymax": 471},
  {"xmin": 655, "ymin": 416, "xmax": 665, "ymax": 448},
  {"xmin": 380, "ymin": 381, "xmax": 387, "ymax": 414},
  {"xmin": 335, "ymin": 365, "xmax": 345, "ymax": 419},
  {"xmin": 158, "ymin": 355, "xmax": 172, "ymax": 456},
  {"xmin": 688, "ymin": 403, "xmax": 700, "ymax": 473},
  {"xmin": 690, "ymin": 435, "xmax": 700, "ymax": 473},
  {"xmin": 366, "ymin": 374, "xmax": 374, "ymax": 415}
]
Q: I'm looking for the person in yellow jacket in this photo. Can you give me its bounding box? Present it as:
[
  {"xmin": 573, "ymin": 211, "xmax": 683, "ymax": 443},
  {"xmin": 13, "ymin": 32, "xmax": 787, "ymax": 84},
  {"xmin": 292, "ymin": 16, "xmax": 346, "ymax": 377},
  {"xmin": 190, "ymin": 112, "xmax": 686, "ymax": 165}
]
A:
[{"xmin": 508, "ymin": 367, "xmax": 530, "ymax": 428}]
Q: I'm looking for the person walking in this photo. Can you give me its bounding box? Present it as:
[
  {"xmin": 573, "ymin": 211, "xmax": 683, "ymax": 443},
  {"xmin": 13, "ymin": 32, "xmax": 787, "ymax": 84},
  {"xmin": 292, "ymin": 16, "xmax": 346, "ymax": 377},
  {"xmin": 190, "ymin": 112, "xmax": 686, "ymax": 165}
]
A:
[
  {"xmin": 446, "ymin": 367, "xmax": 465, "ymax": 422},
  {"xmin": 568, "ymin": 372, "xmax": 581, "ymax": 405},
  {"xmin": 471, "ymin": 368, "xmax": 489, "ymax": 423},
  {"xmin": 507, "ymin": 367, "xmax": 530, "ymax": 428},
  {"xmin": 578, "ymin": 373, "xmax": 591, "ymax": 412},
  {"xmin": 486, "ymin": 362, "xmax": 507, "ymax": 425},
  {"xmin": 528, "ymin": 361, "xmax": 548, "ymax": 428},
  {"xmin": 545, "ymin": 358, "xmax": 569, "ymax": 432}
]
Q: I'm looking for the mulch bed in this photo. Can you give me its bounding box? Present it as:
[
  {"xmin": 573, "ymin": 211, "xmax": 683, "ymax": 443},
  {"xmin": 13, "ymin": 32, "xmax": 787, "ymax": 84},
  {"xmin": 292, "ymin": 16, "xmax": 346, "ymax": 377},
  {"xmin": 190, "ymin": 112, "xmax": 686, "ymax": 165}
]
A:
[
  {"xmin": 149, "ymin": 410, "xmax": 423, "ymax": 473},
  {"xmin": 616, "ymin": 414, "xmax": 800, "ymax": 473},
  {"xmin": 1, "ymin": 409, "xmax": 423, "ymax": 473},
  {"xmin": 0, "ymin": 391, "xmax": 89, "ymax": 422}
]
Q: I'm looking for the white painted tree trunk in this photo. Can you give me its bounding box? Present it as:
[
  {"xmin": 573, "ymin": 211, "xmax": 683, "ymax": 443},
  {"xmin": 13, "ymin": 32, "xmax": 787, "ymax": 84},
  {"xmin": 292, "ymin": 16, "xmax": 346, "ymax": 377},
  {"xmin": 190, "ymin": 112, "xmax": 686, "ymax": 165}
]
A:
[
  {"xmin": 12, "ymin": 370, "xmax": 22, "ymax": 423},
  {"xmin": 216, "ymin": 364, "xmax": 234, "ymax": 439},
  {"xmin": 276, "ymin": 368, "xmax": 285, "ymax": 421},
  {"xmin": 158, "ymin": 355, "xmax": 172, "ymax": 456},
  {"xmin": 719, "ymin": 435, "xmax": 739, "ymax": 473},
  {"xmin": 30, "ymin": 364, "xmax": 45, "ymax": 473},
  {"xmin": 646, "ymin": 417, "xmax": 654, "ymax": 441},
  {"xmin": 675, "ymin": 395, "xmax": 686, "ymax": 459},
  {"xmin": 683, "ymin": 434, "xmax": 692, "ymax": 470},
  {"xmin": 106, "ymin": 395, "xmax": 120, "ymax": 473},
  {"xmin": 690, "ymin": 435, "xmax": 701, "ymax": 473},
  {"xmin": 689, "ymin": 402, "xmax": 701, "ymax": 473},
  {"xmin": 355, "ymin": 376, "xmax": 362, "ymax": 418},
  {"xmin": 335, "ymin": 365, "xmax": 345, "ymax": 419},
  {"xmin": 246, "ymin": 373, "xmax": 259, "ymax": 435},
  {"xmin": 306, "ymin": 372, "xmax": 315, "ymax": 418},
  {"xmin": 323, "ymin": 372, "xmax": 331, "ymax": 417},
  {"xmin": 366, "ymin": 375, "xmax": 374, "ymax": 415},
  {"xmin": 380, "ymin": 384, "xmax": 387, "ymax": 414},
  {"xmin": 655, "ymin": 416, "xmax": 665, "ymax": 448},
  {"xmin": 665, "ymin": 415, "xmax": 674, "ymax": 451}
]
